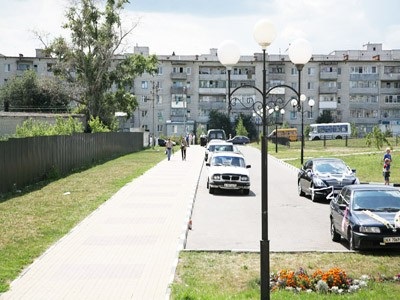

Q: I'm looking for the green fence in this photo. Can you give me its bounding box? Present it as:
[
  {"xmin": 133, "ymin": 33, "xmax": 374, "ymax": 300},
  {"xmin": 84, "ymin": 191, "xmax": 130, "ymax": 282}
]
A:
[{"xmin": 0, "ymin": 132, "xmax": 143, "ymax": 194}]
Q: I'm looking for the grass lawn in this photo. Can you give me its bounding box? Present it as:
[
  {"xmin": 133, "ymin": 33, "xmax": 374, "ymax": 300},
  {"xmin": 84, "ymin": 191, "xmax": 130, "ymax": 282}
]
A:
[{"xmin": 1, "ymin": 139, "xmax": 400, "ymax": 299}]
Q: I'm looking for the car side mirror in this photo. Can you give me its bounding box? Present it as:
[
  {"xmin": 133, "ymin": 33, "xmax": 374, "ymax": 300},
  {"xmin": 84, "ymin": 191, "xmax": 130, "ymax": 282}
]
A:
[
  {"xmin": 352, "ymin": 169, "xmax": 356, "ymax": 173},
  {"xmin": 246, "ymin": 165, "xmax": 251, "ymax": 169},
  {"xmin": 206, "ymin": 162, "xmax": 210, "ymax": 167}
]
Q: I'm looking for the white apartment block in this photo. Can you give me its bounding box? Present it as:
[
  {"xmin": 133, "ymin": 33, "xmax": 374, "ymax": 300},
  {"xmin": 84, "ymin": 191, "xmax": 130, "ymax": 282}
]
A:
[{"xmin": 2, "ymin": 43, "xmax": 400, "ymax": 138}]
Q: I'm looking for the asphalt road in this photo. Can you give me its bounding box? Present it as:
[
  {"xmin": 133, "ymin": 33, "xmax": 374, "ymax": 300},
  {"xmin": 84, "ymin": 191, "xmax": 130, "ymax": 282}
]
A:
[{"xmin": 185, "ymin": 145, "xmax": 349, "ymax": 252}]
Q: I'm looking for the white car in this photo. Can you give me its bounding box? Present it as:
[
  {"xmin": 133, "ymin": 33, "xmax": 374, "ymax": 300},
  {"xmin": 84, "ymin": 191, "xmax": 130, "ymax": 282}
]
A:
[
  {"xmin": 204, "ymin": 139, "xmax": 236, "ymax": 163},
  {"xmin": 206, "ymin": 152, "xmax": 251, "ymax": 195}
]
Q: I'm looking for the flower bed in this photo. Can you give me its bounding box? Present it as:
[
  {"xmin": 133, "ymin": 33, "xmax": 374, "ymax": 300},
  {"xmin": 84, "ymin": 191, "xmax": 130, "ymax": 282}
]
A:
[{"xmin": 270, "ymin": 267, "xmax": 368, "ymax": 294}]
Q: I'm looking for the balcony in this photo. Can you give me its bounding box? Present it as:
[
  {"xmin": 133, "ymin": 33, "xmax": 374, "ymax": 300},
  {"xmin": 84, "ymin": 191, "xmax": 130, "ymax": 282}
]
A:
[
  {"xmin": 199, "ymin": 74, "xmax": 226, "ymax": 81},
  {"xmin": 170, "ymin": 72, "xmax": 187, "ymax": 80},
  {"xmin": 198, "ymin": 101, "xmax": 226, "ymax": 110},
  {"xmin": 170, "ymin": 86, "xmax": 193, "ymax": 94},
  {"xmin": 319, "ymin": 86, "xmax": 338, "ymax": 94},
  {"xmin": 319, "ymin": 101, "xmax": 337, "ymax": 109},
  {"xmin": 380, "ymin": 73, "xmax": 400, "ymax": 81},
  {"xmin": 350, "ymin": 73, "xmax": 379, "ymax": 81},
  {"xmin": 319, "ymin": 72, "xmax": 338, "ymax": 80},
  {"xmin": 349, "ymin": 87, "xmax": 379, "ymax": 94},
  {"xmin": 198, "ymin": 87, "xmax": 226, "ymax": 94}
]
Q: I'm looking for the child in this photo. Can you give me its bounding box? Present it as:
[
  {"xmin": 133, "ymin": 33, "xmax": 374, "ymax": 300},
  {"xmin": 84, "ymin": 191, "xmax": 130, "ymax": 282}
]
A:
[{"xmin": 383, "ymin": 158, "xmax": 391, "ymax": 185}]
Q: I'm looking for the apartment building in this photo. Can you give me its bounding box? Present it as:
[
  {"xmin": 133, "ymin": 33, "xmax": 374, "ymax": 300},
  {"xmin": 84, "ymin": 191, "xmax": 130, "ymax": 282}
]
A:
[{"xmin": 2, "ymin": 43, "xmax": 400, "ymax": 138}]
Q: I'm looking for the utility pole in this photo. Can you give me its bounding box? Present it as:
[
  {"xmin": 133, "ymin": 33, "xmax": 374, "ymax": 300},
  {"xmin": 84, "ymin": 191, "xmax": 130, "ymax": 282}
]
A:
[{"xmin": 151, "ymin": 81, "xmax": 159, "ymax": 149}]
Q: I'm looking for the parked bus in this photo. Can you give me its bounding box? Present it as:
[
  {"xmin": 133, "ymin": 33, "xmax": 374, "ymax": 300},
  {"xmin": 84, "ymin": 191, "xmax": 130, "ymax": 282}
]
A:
[
  {"xmin": 268, "ymin": 128, "xmax": 298, "ymax": 142},
  {"xmin": 309, "ymin": 122, "xmax": 351, "ymax": 140}
]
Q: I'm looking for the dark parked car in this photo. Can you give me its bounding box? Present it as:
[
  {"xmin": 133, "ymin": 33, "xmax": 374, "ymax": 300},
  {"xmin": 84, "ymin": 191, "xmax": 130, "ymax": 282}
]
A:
[
  {"xmin": 227, "ymin": 135, "xmax": 250, "ymax": 145},
  {"xmin": 158, "ymin": 138, "xmax": 167, "ymax": 146},
  {"xmin": 207, "ymin": 129, "xmax": 226, "ymax": 142},
  {"xmin": 330, "ymin": 184, "xmax": 400, "ymax": 250},
  {"xmin": 157, "ymin": 138, "xmax": 176, "ymax": 147},
  {"xmin": 298, "ymin": 158, "xmax": 359, "ymax": 202}
]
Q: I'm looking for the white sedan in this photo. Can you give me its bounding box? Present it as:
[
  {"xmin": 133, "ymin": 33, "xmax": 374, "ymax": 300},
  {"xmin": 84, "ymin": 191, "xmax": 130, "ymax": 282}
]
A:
[{"xmin": 206, "ymin": 152, "xmax": 251, "ymax": 195}]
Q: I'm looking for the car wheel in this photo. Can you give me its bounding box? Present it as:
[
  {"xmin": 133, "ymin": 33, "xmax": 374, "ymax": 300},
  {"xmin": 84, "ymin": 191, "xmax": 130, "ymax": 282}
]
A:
[
  {"xmin": 348, "ymin": 229, "xmax": 357, "ymax": 250},
  {"xmin": 330, "ymin": 219, "xmax": 341, "ymax": 242},
  {"xmin": 209, "ymin": 187, "xmax": 215, "ymax": 194},
  {"xmin": 298, "ymin": 181, "xmax": 305, "ymax": 197},
  {"xmin": 243, "ymin": 189, "xmax": 250, "ymax": 195}
]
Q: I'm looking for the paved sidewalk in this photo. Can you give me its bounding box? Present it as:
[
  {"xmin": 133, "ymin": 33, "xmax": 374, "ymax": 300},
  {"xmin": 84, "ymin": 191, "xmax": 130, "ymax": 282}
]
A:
[{"xmin": 1, "ymin": 145, "xmax": 205, "ymax": 300}]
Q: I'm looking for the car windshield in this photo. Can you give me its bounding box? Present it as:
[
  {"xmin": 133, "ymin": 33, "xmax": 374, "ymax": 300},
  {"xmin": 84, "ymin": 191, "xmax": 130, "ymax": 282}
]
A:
[
  {"xmin": 314, "ymin": 161, "xmax": 348, "ymax": 174},
  {"xmin": 352, "ymin": 190, "xmax": 400, "ymax": 211},
  {"xmin": 211, "ymin": 156, "xmax": 245, "ymax": 167},
  {"xmin": 214, "ymin": 145, "xmax": 233, "ymax": 152}
]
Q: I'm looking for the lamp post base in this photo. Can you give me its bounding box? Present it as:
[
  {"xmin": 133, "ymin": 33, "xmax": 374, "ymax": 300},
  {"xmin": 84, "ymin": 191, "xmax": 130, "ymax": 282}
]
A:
[{"xmin": 260, "ymin": 239, "xmax": 270, "ymax": 300}]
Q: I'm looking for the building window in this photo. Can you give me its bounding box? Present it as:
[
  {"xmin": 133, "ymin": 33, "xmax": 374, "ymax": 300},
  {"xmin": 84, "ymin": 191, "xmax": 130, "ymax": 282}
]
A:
[
  {"xmin": 4, "ymin": 64, "xmax": 11, "ymax": 72},
  {"xmin": 141, "ymin": 81, "xmax": 148, "ymax": 89},
  {"xmin": 157, "ymin": 66, "xmax": 163, "ymax": 75},
  {"xmin": 17, "ymin": 63, "xmax": 31, "ymax": 71}
]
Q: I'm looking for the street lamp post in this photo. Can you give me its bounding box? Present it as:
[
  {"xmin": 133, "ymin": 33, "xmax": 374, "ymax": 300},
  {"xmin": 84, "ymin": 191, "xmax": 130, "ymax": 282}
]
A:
[
  {"xmin": 269, "ymin": 106, "xmax": 285, "ymax": 153},
  {"xmin": 288, "ymin": 39, "xmax": 313, "ymax": 165},
  {"xmin": 298, "ymin": 98, "xmax": 315, "ymax": 163},
  {"xmin": 218, "ymin": 21, "xmax": 311, "ymax": 300}
]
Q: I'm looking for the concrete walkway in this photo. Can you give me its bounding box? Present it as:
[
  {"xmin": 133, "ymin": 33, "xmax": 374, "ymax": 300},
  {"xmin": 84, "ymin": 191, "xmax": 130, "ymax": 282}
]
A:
[{"xmin": 0, "ymin": 145, "xmax": 205, "ymax": 300}]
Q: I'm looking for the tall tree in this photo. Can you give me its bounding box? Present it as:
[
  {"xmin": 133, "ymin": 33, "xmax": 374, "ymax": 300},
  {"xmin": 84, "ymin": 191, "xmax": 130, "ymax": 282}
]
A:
[
  {"xmin": 46, "ymin": 0, "xmax": 158, "ymax": 130},
  {"xmin": 208, "ymin": 110, "xmax": 232, "ymax": 137},
  {"xmin": 234, "ymin": 113, "xmax": 256, "ymax": 140},
  {"xmin": 0, "ymin": 70, "xmax": 71, "ymax": 112},
  {"xmin": 316, "ymin": 110, "xmax": 334, "ymax": 123}
]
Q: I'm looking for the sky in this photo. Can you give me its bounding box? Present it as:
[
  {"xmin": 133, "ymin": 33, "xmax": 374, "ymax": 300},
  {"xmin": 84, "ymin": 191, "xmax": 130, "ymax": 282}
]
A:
[{"xmin": 0, "ymin": 0, "xmax": 399, "ymax": 58}]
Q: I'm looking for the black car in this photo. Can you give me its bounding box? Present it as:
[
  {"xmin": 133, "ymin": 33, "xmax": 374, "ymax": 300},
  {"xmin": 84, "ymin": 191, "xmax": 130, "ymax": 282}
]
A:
[
  {"xmin": 298, "ymin": 158, "xmax": 359, "ymax": 202},
  {"xmin": 330, "ymin": 184, "xmax": 400, "ymax": 250},
  {"xmin": 157, "ymin": 138, "xmax": 176, "ymax": 147},
  {"xmin": 227, "ymin": 135, "xmax": 250, "ymax": 145},
  {"xmin": 158, "ymin": 138, "xmax": 167, "ymax": 146}
]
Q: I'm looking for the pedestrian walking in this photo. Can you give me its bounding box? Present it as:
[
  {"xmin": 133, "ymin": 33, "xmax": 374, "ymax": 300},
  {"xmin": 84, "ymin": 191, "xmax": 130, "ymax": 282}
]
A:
[
  {"xmin": 165, "ymin": 138, "xmax": 174, "ymax": 161},
  {"xmin": 180, "ymin": 136, "xmax": 188, "ymax": 160},
  {"xmin": 384, "ymin": 147, "xmax": 392, "ymax": 162},
  {"xmin": 383, "ymin": 158, "xmax": 391, "ymax": 185}
]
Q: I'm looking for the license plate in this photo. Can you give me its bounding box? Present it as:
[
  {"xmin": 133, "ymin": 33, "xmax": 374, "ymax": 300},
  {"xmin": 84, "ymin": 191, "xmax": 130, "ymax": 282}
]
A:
[
  {"xmin": 224, "ymin": 183, "xmax": 236, "ymax": 188},
  {"xmin": 383, "ymin": 237, "xmax": 400, "ymax": 243}
]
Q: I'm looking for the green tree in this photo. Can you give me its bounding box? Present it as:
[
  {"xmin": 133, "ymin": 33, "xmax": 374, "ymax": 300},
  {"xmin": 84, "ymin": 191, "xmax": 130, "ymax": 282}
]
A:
[
  {"xmin": 208, "ymin": 110, "xmax": 232, "ymax": 136},
  {"xmin": 316, "ymin": 110, "xmax": 334, "ymax": 123},
  {"xmin": 0, "ymin": 71, "xmax": 71, "ymax": 112},
  {"xmin": 15, "ymin": 116, "xmax": 84, "ymax": 137},
  {"xmin": 365, "ymin": 126, "xmax": 391, "ymax": 150},
  {"xmin": 45, "ymin": 0, "xmax": 158, "ymax": 130},
  {"xmin": 235, "ymin": 116, "xmax": 248, "ymax": 136},
  {"xmin": 88, "ymin": 116, "xmax": 111, "ymax": 132},
  {"xmin": 234, "ymin": 113, "xmax": 257, "ymax": 140},
  {"xmin": 350, "ymin": 122, "xmax": 359, "ymax": 138}
]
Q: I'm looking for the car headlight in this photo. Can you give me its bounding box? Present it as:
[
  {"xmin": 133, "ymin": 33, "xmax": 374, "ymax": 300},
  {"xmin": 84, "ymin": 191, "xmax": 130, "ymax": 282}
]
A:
[
  {"xmin": 359, "ymin": 226, "xmax": 381, "ymax": 233},
  {"xmin": 313, "ymin": 177, "xmax": 327, "ymax": 187},
  {"xmin": 212, "ymin": 174, "xmax": 221, "ymax": 180},
  {"xmin": 240, "ymin": 175, "xmax": 249, "ymax": 181}
]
